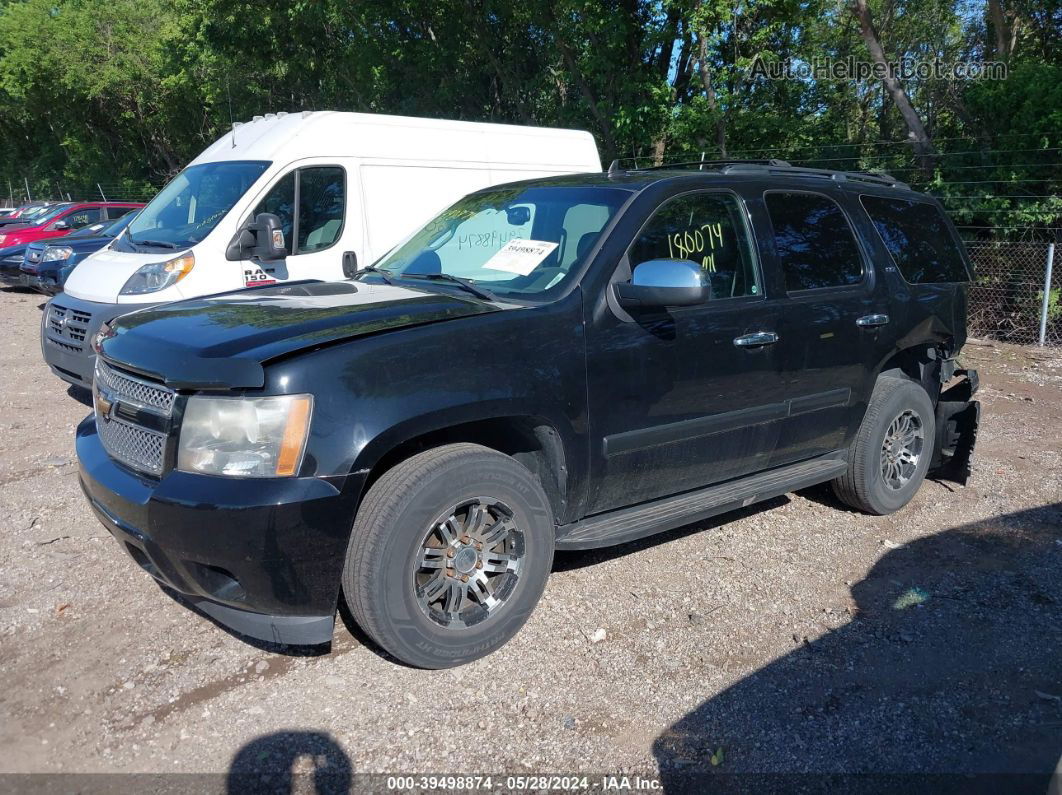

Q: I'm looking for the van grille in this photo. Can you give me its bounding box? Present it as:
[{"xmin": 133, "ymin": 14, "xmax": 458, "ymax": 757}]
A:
[
  {"xmin": 47, "ymin": 301, "xmax": 92, "ymax": 349},
  {"xmin": 94, "ymin": 360, "xmax": 175, "ymax": 476}
]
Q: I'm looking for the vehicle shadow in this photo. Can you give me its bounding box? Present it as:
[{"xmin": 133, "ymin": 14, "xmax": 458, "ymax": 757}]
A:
[
  {"xmin": 67, "ymin": 384, "xmax": 92, "ymax": 407},
  {"xmin": 652, "ymin": 503, "xmax": 1062, "ymax": 791},
  {"xmin": 228, "ymin": 730, "xmax": 352, "ymax": 794}
]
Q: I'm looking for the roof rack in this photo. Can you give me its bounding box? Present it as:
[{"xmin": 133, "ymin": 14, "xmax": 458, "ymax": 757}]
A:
[
  {"xmin": 606, "ymin": 157, "xmax": 790, "ymax": 175},
  {"xmin": 606, "ymin": 157, "xmax": 908, "ymax": 189}
]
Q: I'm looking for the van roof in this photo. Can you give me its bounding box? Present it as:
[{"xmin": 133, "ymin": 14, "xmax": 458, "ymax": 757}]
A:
[{"xmin": 192, "ymin": 111, "xmax": 601, "ymax": 171}]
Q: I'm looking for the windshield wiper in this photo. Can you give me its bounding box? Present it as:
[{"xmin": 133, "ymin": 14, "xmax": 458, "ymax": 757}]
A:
[
  {"xmin": 128, "ymin": 237, "xmax": 179, "ymax": 249},
  {"xmin": 351, "ymin": 265, "xmax": 394, "ymax": 284},
  {"xmin": 403, "ymin": 272, "xmax": 497, "ymax": 302}
]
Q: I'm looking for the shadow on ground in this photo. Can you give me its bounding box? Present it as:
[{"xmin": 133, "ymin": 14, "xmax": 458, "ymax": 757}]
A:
[
  {"xmin": 653, "ymin": 503, "xmax": 1062, "ymax": 792},
  {"xmin": 228, "ymin": 730, "xmax": 351, "ymax": 794}
]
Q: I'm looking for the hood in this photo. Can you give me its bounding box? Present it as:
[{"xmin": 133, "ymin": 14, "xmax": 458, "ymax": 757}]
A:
[
  {"xmin": 100, "ymin": 280, "xmax": 502, "ymax": 389},
  {"xmin": 33, "ymin": 234, "xmax": 112, "ymax": 253}
]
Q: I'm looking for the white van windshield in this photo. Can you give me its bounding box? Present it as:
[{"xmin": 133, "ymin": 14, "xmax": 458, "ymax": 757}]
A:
[{"xmin": 125, "ymin": 160, "xmax": 269, "ymax": 250}]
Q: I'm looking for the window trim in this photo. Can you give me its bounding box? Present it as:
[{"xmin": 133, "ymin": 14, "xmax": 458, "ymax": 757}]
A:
[
  {"xmin": 762, "ymin": 188, "xmax": 872, "ymax": 297},
  {"xmin": 857, "ymin": 192, "xmax": 973, "ymax": 285},
  {"xmin": 614, "ymin": 188, "xmax": 766, "ymax": 308},
  {"xmin": 249, "ymin": 164, "xmax": 347, "ymax": 257}
]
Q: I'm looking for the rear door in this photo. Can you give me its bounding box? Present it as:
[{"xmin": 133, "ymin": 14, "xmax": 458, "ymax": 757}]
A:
[
  {"xmin": 584, "ymin": 188, "xmax": 788, "ymax": 515},
  {"xmin": 763, "ymin": 188, "xmax": 890, "ymax": 466}
]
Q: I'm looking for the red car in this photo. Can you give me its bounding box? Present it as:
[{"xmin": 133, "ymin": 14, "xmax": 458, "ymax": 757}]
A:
[{"xmin": 0, "ymin": 202, "xmax": 143, "ymax": 248}]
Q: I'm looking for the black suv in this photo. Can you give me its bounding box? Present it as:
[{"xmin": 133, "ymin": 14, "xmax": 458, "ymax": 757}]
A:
[{"xmin": 77, "ymin": 160, "xmax": 979, "ymax": 668}]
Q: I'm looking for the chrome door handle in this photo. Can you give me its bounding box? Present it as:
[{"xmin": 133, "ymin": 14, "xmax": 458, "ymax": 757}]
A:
[
  {"xmin": 856, "ymin": 313, "xmax": 890, "ymax": 328},
  {"xmin": 733, "ymin": 331, "xmax": 779, "ymax": 347}
]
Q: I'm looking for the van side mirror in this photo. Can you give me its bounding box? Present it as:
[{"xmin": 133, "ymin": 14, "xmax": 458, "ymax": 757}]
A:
[
  {"xmin": 342, "ymin": 251, "xmax": 358, "ymax": 278},
  {"xmin": 225, "ymin": 213, "xmax": 287, "ymax": 261},
  {"xmin": 614, "ymin": 259, "xmax": 711, "ymax": 308}
]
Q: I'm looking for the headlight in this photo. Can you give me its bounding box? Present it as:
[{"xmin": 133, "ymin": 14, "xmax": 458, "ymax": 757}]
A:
[
  {"xmin": 0, "ymin": 235, "xmax": 6, "ymax": 244},
  {"xmin": 42, "ymin": 245, "xmax": 73, "ymax": 262},
  {"xmin": 177, "ymin": 394, "xmax": 313, "ymax": 478},
  {"xmin": 119, "ymin": 252, "xmax": 194, "ymax": 295}
]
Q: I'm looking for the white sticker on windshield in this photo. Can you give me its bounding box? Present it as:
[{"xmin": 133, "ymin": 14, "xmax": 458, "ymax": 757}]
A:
[{"xmin": 483, "ymin": 239, "xmax": 558, "ymax": 276}]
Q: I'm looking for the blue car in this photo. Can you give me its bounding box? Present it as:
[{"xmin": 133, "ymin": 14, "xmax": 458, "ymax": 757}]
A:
[
  {"xmin": 0, "ymin": 210, "xmax": 87, "ymax": 288},
  {"xmin": 19, "ymin": 212, "xmax": 138, "ymax": 295}
]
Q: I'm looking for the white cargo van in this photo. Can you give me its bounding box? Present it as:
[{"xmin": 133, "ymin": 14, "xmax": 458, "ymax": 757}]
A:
[{"xmin": 43, "ymin": 111, "xmax": 600, "ymax": 387}]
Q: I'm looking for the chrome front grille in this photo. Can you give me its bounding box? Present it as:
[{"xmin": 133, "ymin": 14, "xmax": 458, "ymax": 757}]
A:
[
  {"xmin": 95, "ymin": 359, "xmax": 176, "ymax": 413},
  {"xmin": 47, "ymin": 302, "xmax": 93, "ymax": 349},
  {"xmin": 94, "ymin": 360, "xmax": 176, "ymax": 476},
  {"xmin": 96, "ymin": 415, "xmax": 167, "ymax": 475}
]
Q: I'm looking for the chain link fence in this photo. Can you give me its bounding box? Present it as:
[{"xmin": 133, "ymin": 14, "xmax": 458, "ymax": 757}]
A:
[{"xmin": 966, "ymin": 242, "xmax": 1060, "ymax": 346}]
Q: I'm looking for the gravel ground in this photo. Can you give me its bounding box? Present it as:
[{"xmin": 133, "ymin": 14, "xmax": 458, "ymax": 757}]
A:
[{"xmin": 0, "ymin": 285, "xmax": 1060, "ymax": 790}]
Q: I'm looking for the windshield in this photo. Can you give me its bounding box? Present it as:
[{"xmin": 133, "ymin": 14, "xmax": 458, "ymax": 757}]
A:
[
  {"xmin": 98, "ymin": 211, "xmax": 137, "ymax": 238},
  {"xmin": 30, "ymin": 204, "xmax": 71, "ymax": 224},
  {"xmin": 125, "ymin": 160, "xmax": 269, "ymax": 249},
  {"xmin": 374, "ymin": 186, "xmax": 629, "ymax": 299}
]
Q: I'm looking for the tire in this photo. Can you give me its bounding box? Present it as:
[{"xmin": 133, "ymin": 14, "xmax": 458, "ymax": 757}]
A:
[
  {"xmin": 832, "ymin": 375, "xmax": 936, "ymax": 515},
  {"xmin": 342, "ymin": 443, "xmax": 555, "ymax": 669}
]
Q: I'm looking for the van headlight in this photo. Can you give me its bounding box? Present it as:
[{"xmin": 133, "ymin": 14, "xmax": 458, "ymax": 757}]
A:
[
  {"xmin": 42, "ymin": 245, "xmax": 73, "ymax": 262},
  {"xmin": 177, "ymin": 394, "xmax": 313, "ymax": 477},
  {"xmin": 120, "ymin": 252, "xmax": 195, "ymax": 295}
]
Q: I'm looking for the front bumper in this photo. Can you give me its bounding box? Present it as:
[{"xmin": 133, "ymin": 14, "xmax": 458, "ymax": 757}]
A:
[
  {"xmin": 0, "ymin": 256, "xmax": 28, "ymax": 286},
  {"xmin": 77, "ymin": 417, "xmax": 353, "ymax": 645},
  {"xmin": 40, "ymin": 294, "xmax": 161, "ymax": 387},
  {"xmin": 24, "ymin": 262, "xmax": 69, "ymax": 295}
]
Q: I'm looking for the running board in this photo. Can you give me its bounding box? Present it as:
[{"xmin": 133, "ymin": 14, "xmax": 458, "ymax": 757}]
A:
[{"xmin": 555, "ymin": 455, "xmax": 847, "ymax": 550}]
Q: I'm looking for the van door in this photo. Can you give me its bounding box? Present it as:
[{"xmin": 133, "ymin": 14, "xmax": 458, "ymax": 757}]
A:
[{"xmin": 244, "ymin": 161, "xmax": 355, "ymax": 285}]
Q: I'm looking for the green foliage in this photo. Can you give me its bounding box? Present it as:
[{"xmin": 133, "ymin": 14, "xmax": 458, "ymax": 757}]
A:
[{"xmin": 0, "ymin": 0, "xmax": 1058, "ymax": 240}]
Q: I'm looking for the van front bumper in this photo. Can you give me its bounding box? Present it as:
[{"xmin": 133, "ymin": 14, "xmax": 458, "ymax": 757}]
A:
[
  {"xmin": 41, "ymin": 294, "xmax": 161, "ymax": 387},
  {"xmin": 76, "ymin": 416, "xmax": 354, "ymax": 646}
]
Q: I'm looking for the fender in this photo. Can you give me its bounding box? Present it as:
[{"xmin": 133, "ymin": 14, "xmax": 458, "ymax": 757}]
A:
[{"xmin": 348, "ymin": 402, "xmax": 579, "ymax": 523}]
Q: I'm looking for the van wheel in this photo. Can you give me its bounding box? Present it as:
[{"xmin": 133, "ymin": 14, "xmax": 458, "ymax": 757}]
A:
[
  {"xmin": 341, "ymin": 443, "xmax": 554, "ymax": 669},
  {"xmin": 832, "ymin": 375, "xmax": 935, "ymax": 515}
]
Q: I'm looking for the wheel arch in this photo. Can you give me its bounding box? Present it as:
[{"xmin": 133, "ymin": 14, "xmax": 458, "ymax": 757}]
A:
[
  {"xmin": 352, "ymin": 409, "xmax": 574, "ymax": 527},
  {"xmin": 873, "ymin": 337, "xmax": 959, "ymax": 404}
]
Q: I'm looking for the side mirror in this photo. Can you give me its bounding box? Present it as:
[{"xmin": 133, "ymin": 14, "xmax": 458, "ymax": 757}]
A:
[
  {"xmin": 506, "ymin": 206, "xmax": 532, "ymax": 225},
  {"xmin": 52, "ymin": 220, "xmax": 70, "ymax": 231},
  {"xmin": 614, "ymin": 259, "xmax": 711, "ymax": 308},
  {"xmin": 341, "ymin": 251, "xmax": 358, "ymax": 279},
  {"xmin": 225, "ymin": 213, "xmax": 287, "ymax": 261}
]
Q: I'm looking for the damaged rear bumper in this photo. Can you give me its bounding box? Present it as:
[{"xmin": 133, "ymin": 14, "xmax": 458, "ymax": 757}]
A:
[{"xmin": 932, "ymin": 368, "xmax": 980, "ymax": 485}]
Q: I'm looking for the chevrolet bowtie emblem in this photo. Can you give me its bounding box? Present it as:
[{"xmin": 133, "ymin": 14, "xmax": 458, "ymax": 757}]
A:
[{"xmin": 95, "ymin": 391, "xmax": 117, "ymax": 421}]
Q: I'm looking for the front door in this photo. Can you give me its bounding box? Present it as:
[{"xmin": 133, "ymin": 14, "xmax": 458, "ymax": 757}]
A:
[
  {"xmin": 584, "ymin": 190, "xmax": 788, "ymax": 515},
  {"xmin": 244, "ymin": 163, "xmax": 351, "ymax": 286}
]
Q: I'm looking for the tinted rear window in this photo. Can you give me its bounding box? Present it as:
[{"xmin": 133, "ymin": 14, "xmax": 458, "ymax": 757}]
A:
[
  {"xmin": 765, "ymin": 192, "xmax": 864, "ymax": 291},
  {"xmin": 860, "ymin": 195, "xmax": 970, "ymax": 283}
]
